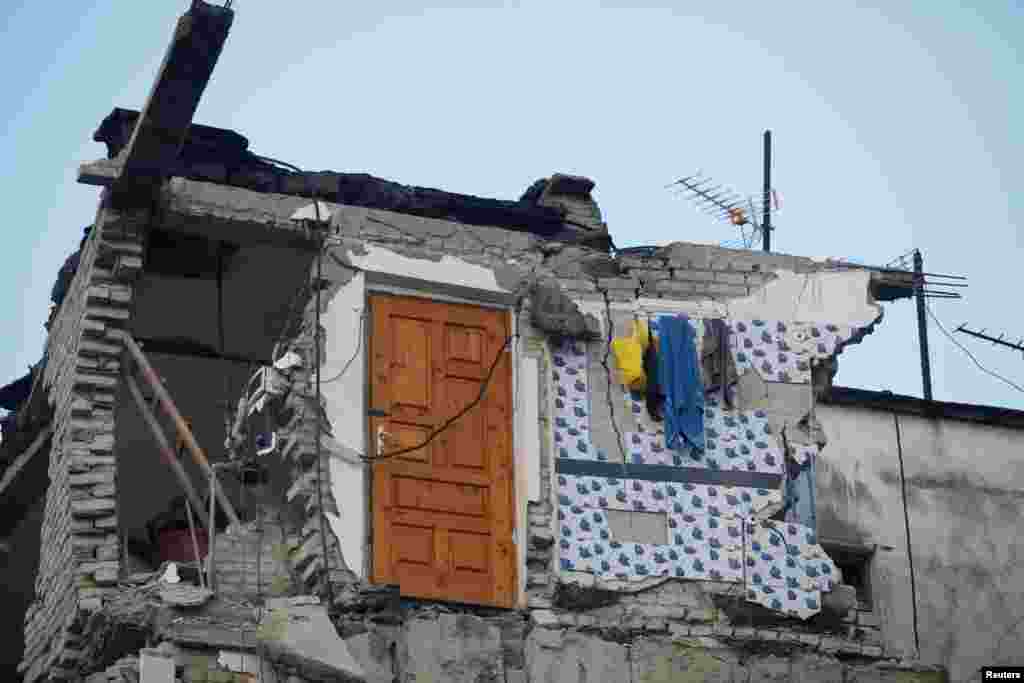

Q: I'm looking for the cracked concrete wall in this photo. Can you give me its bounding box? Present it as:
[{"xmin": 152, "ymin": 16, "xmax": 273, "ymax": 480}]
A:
[
  {"xmin": 330, "ymin": 594, "xmax": 941, "ymax": 683},
  {"xmin": 816, "ymin": 403, "xmax": 1024, "ymax": 682}
]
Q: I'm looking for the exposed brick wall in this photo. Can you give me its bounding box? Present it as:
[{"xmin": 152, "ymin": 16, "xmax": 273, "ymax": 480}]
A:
[
  {"xmin": 213, "ymin": 520, "xmax": 302, "ymax": 601},
  {"xmin": 20, "ymin": 195, "xmax": 146, "ymax": 682},
  {"xmin": 265, "ymin": 291, "xmax": 356, "ymax": 598}
]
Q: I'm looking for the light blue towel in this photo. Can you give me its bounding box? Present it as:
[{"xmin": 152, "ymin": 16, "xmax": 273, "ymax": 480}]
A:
[
  {"xmin": 658, "ymin": 315, "xmax": 705, "ymax": 451},
  {"xmin": 785, "ymin": 458, "xmax": 817, "ymax": 531}
]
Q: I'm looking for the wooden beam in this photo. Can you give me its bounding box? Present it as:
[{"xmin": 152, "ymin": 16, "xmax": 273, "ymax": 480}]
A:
[
  {"xmin": 119, "ymin": 332, "xmax": 242, "ymax": 528},
  {"xmin": 112, "ymin": 1, "xmax": 234, "ymax": 205},
  {"xmin": 0, "ymin": 425, "xmax": 53, "ymax": 499},
  {"xmin": 124, "ymin": 374, "xmax": 211, "ymax": 532}
]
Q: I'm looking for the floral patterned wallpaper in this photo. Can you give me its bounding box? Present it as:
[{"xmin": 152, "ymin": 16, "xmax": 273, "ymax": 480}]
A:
[{"xmin": 551, "ymin": 318, "xmax": 842, "ymax": 620}]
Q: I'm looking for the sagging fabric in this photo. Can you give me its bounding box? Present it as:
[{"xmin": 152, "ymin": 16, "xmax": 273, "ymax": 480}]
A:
[
  {"xmin": 784, "ymin": 456, "xmax": 817, "ymax": 531},
  {"xmin": 702, "ymin": 318, "xmax": 738, "ymax": 408},
  {"xmin": 658, "ymin": 315, "xmax": 705, "ymax": 451}
]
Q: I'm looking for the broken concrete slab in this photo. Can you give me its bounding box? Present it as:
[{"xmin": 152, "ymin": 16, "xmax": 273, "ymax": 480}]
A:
[
  {"xmin": 257, "ymin": 603, "xmax": 365, "ymax": 682},
  {"xmin": 139, "ymin": 648, "xmax": 175, "ymax": 683},
  {"xmin": 530, "ymin": 281, "xmax": 601, "ymax": 340}
]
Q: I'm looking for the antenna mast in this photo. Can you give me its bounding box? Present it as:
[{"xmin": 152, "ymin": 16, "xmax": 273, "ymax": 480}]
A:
[{"xmin": 762, "ymin": 130, "xmax": 772, "ymax": 252}]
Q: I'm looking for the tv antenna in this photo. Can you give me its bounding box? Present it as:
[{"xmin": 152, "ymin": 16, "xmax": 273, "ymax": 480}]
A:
[
  {"xmin": 955, "ymin": 325, "xmax": 1024, "ymax": 357},
  {"xmin": 667, "ymin": 131, "xmax": 779, "ymax": 251}
]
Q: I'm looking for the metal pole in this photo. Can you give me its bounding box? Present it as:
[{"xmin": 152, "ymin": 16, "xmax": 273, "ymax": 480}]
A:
[
  {"xmin": 207, "ymin": 467, "xmax": 218, "ymax": 592},
  {"xmin": 762, "ymin": 130, "xmax": 772, "ymax": 252},
  {"xmin": 914, "ymin": 249, "xmax": 933, "ymax": 401},
  {"xmin": 118, "ymin": 332, "xmax": 242, "ymax": 528},
  {"xmin": 124, "ymin": 374, "xmax": 211, "ymax": 531}
]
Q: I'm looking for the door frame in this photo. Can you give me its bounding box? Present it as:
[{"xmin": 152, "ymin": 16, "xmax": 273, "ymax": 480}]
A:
[{"xmin": 362, "ymin": 275, "xmax": 523, "ymax": 608}]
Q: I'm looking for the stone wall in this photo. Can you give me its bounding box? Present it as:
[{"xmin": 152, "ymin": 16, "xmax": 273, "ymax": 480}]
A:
[
  {"xmin": 19, "ymin": 193, "xmax": 146, "ymax": 682},
  {"xmin": 327, "ymin": 594, "xmax": 937, "ymax": 683},
  {"xmin": 212, "ymin": 520, "xmax": 303, "ymax": 602}
]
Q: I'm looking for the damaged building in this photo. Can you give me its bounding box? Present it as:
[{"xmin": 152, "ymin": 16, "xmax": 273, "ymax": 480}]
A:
[{"xmin": 0, "ymin": 3, "xmax": 1022, "ymax": 682}]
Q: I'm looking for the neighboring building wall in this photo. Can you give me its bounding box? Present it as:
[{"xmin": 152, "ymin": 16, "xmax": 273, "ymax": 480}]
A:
[
  {"xmin": 19, "ymin": 195, "xmax": 146, "ymax": 682},
  {"xmin": 816, "ymin": 402, "xmax": 1024, "ymax": 682}
]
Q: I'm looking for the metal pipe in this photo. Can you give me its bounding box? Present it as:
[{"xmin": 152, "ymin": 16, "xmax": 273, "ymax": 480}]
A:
[
  {"xmin": 207, "ymin": 466, "xmax": 218, "ymax": 592},
  {"xmin": 914, "ymin": 250, "xmax": 933, "ymax": 401},
  {"xmin": 119, "ymin": 332, "xmax": 242, "ymax": 528},
  {"xmin": 762, "ymin": 130, "xmax": 772, "ymax": 252},
  {"xmin": 184, "ymin": 498, "xmax": 206, "ymax": 590},
  {"xmin": 124, "ymin": 374, "xmax": 211, "ymax": 531}
]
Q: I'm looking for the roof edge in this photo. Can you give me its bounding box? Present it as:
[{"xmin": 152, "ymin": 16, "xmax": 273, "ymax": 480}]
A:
[{"xmin": 823, "ymin": 385, "xmax": 1024, "ymax": 429}]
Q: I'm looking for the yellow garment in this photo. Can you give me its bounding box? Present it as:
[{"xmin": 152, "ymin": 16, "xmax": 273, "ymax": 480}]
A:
[{"xmin": 611, "ymin": 319, "xmax": 651, "ymax": 390}]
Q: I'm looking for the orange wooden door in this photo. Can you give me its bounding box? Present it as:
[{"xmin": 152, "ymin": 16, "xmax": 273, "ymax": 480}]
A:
[{"xmin": 369, "ymin": 294, "xmax": 516, "ymax": 608}]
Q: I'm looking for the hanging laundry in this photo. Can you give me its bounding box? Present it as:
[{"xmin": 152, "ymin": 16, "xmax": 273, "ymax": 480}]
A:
[
  {"xmin": 784, "ymin": 456, "xmax": 817, "ymax": 532},
  {"xmin": 611, "ymin": 319, "xmax": 650, "ymax": 390},
  {"xmin": 642, "ymin": 335, "xmax": 664, "ymax": 421},
  {"xmin": 658, "ymin": 315, "xmax": 705, "ymax": 451},
  {"xmin": 702, "ymin": 318, "xmax": 737, "ymax": 408}
]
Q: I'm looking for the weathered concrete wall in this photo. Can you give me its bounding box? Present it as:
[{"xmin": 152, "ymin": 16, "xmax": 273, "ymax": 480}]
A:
[
  {"xmin": 20, "ymin": 195, "xmax": 146, "ymax": 682},
  {"xmin": 817, "ymin": 403, "xmax": 1024, "ymax": 682},
  {"xmin": 329, "ymin": 596, "xmax": 940, "ymax": 683}
]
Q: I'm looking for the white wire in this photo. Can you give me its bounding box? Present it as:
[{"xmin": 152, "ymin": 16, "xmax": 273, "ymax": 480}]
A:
[{"xmin": 925, "ymin": 302, "xmax": 1024, "ymax": 394}]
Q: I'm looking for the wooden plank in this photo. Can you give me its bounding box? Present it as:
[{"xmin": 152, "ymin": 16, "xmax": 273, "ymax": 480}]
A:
[
  {"xmin": 119, "ymin": 332, "xmax": 241, "ymax": 528},
  {"xmin": 124, "ymin": 374, "xmax": 210, "ymax": 531},
  {"xmin": 110, "ymin": 1, "xmax": 234, "ymax": 205}
]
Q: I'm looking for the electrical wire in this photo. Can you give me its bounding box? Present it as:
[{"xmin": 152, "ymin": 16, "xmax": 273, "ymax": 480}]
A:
[
  {"xmin": 248, "ymin": 150, "xmax": 339, "ymax": 604},
  {"xmin": 320, "ymin": 311, "xmax": 365, "ymax": 385},
  {"xmin": 925, "ymin": 303, "xmax": 1024, "ymax": 394},
  {"xmin": 363, "ymin": 331, "xmax": 516, "ymax": 463},
  {"xmin": 312, "ymin": 184, "xmax": 337, "ymax": 606}
]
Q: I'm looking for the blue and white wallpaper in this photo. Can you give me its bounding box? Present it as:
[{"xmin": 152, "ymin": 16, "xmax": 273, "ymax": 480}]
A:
[{"xmin": 550, "ymin": 318, "xmax": 840, "ymax": 620}]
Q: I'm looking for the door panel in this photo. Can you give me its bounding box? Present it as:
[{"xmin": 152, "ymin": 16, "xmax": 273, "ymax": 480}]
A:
[{"xmin": 370, "ymin": 294, "xmax": 516, "ymax": 608}]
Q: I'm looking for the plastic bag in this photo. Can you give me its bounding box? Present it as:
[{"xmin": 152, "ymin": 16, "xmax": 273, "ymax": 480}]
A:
[{"xmin": 611, "ymin": 319, "xmax": 652, "ymax": 390}]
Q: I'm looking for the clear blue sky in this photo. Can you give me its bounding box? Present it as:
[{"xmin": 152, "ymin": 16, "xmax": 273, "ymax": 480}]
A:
[{"xmin": 1, "ymin": 2, "xmax": 1020, "ymax": 409}]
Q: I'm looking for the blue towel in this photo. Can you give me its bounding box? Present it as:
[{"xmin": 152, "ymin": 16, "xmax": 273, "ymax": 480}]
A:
[
  {"xmin": 784, "ymin": 457, "xmax": 817, "ymax": 531},
  {"xmin": 658, "ymin": 315, "xmax": 705, "ymax": 451}
]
